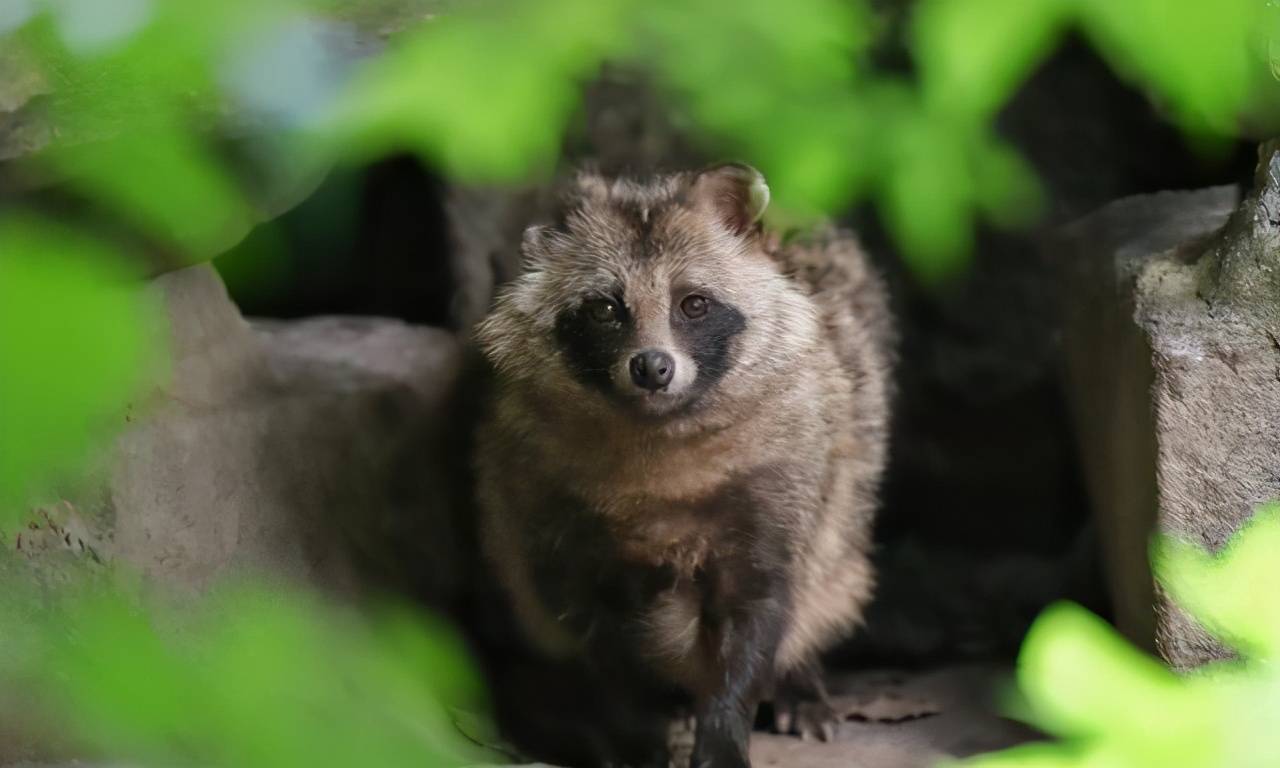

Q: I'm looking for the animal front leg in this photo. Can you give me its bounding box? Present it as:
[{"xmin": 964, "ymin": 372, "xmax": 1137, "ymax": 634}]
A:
[{"xmin": 691, "ymin": 595, "xmax": 787, "ymax": 768}]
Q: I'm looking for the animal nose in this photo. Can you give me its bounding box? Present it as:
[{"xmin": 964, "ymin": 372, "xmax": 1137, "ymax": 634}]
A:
[{"xmin": 629, "ymin": 349, "xmax": 675, "ymax": 391}]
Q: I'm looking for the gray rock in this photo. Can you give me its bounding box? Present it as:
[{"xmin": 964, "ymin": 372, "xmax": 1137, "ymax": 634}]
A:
[
  {"xmin": 11, "ymin": 263, "xmax": 465, "ymax": 604},
  {"xmin": 1058, "ymin": 142, "xmax": 1280, "ymax": 669}
]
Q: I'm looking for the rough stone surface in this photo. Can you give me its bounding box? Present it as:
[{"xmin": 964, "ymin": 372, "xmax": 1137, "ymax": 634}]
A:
[
  {"xmin": 1057, "ymin": 143, "xmax": 1280, "ymax": 668},
  {"xmin": 10, "ymin": 263, "xmax": 466, "ymax": 604}
]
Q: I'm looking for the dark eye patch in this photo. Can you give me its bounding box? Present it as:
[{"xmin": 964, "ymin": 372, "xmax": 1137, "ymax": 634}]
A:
[
  {"xmin": 555, "ymin": 297, "xmax": 633, "ymax": 395},
  {"xmin": 673, "ymin": 296, "xmax": 746, "ymax": 392}
]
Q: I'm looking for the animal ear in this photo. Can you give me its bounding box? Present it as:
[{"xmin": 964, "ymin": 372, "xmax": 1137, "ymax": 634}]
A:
[
  {"xmin": 569, "ymin": 168, "xmax": 610, "ymax": 201},
  {"xmin": 536, "ymin": 166, "xmax": 609, "ymax": 241},
  {"xmin": 522, "ymin": 224, "xmax": 548, "ymax": 252},
  {"xmin": 688, "ymin": 162, "xmax": 770, "ymax": 235},
  {"xmin": 519, "ymin": 224, "xmax": 552, "ymax": 268},
  {"xmin": 553, "ymin": 166, "xmax": 609, "ymax": 211}
]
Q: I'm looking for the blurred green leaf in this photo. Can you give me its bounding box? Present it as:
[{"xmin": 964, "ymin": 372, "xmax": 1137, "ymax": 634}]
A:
[
  {"xmin": 965, "ymin": 504, "xmax": 1280, "ymax": 768},
  {"xmin": 0, "ymin": 578, "xmax": 494, "ymax": 768},
  {"xmin": 0, "ymin": 216, "xmax": 162, "ymax": 525},
  {"xmin": 3, "ymin": 1, "xmax": 1280, "ymax": 766},
  {"xmin": 644, "ymin": 0, "xmax": 871, "ymax": 214},
  {"xmin": 13, "ymin": 0, "xmax": 1272, "ymax": 281},
  {"xmin": 1268, "ymin": 0, "xmax": 1280, "ymax": 81},
  {"xmin": 1016, "ymin": 602, "xmax": 1189, "ymax": 740},
  {"xmin": 328, "ymin": 0, "xmax": 628, "ymax": 180},
  {"xmin": 914, "ymin": 0, "xmax": 1069, "ymax": 122},
  {"xmin": 1078, "ymin": 0, "xmax": 1263, "ymax": 137},
  {"xmin": 1154, "ymin": 503, "xmax": 1280, "ymax": 660},
  {"xmin": 971, "ymin": 137, "xmax": 1044, "ymax": 230},
  {"xmin": 20, "ymin": 0, "xmax": 298, "ymax": 259},
  {"xmin": 47, "ymin": 120, "xmax": 258, "ymax": 258},
  {"xmin": 878, "ymin": 111, "xmax": 975, "ymax": 279}
]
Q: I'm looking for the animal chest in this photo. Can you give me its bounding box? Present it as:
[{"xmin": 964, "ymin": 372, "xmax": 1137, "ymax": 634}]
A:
[{"xmin": 523, "ymin": 482, "xmax": 768, "ymax": 686}]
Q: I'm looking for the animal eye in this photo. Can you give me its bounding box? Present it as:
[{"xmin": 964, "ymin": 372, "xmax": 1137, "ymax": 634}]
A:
[
  {"xmin": 584, "ymin": 298, "xmax": 619, "ymax": 324},
  {"xmin": 680, "ymin": 294, "xmax": 710, "ymax": 319}
]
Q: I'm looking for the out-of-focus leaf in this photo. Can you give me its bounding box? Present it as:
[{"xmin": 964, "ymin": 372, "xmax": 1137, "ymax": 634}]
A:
[
  {"xmin": 1078, "ymin": 0, "xmax": 1262, "ymax": 137},
  {"xmin": 328, "ymin": 0, "xmax": 628, "ymax": 180},
  {"xmin": 1016, "ymin": 602, "xmax": 1188, "ymax": 739},
  {"xmin": 644, "ymin": 0, "xmax": 872, "ymax": 214},
  {"xmin": 914, "ymin": 0, "xmax": 1069, "ymax": 121},
  {"xmin": 1154, "ymin": 503, "xmax": 1280, "ymax": 659},
  {"xmin": 962, "ymin": 602, "xmax": 1221, "ymax": 768},
  {"xmin": 9, "ymin": 0, "xmax": 1271, "ymax": 285},
  {"xmin": 19, "ymin": 0, "xmax": 302, "ymax": 260},
  {"xmin": 0, "ymin": 578, "xmax": 494, "ymax": 768},
  {"xmin": 0, "ymin": 217, "xmax": 162, "ymax": 525},
  {"xmin": 878, "ymin": 113, "xmax": 974, "ymax": 279},
  {"xmin": 47, "ymin": 119, "xmax": 257, "ymax": 258},
  {"xmin": 1268, "ymin": 0, "xmax": 1280, "ymax": 81},
  {"xmin": 972, "ymin": 137, "xmax": 1044, "ymax": 230},
  {"xmin": 966, "ymin": 503, "xmax": 1280, "ymax": 768}
]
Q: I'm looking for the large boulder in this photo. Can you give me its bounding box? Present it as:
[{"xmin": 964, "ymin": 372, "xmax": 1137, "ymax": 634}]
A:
[
  {"xmin": 8, "ymin": 263, "xmax": 467, "ymax": 604},
  {"xmin": 2, "ymin": 262, "xmax": 469, "ymax": 765},
  {"xmin": 1057, "ymin": 142, "xmax": 1280, "ymax": 668}
]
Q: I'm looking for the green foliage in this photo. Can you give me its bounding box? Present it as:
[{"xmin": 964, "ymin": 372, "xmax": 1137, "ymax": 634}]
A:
[
  {"xmin": 637, "ymin": 0, "xmax": 873, "ymax": 214},
  {"xmin": 11, "ymin": 0, "xmax": 1277, "ymax": 277},
  {"xmin": 323, "ymin": 0, "xmax": 1273, "ymax": 275},
  {"xmin": 1157, "ymin": 502, "xmax": 1280, "ymax": 661},
  {"xmin": 0, "ymin": 216, "xmax": 162, "ymax": 523},
  {"xmin": 960, "ymin": 503, "xmax": 1280, "ymax": 768},
  {"xmin": 324, "ymin": 0, "xmax": 1049, "ymax": 276},
  {"xmin": 330, "ymin": 0, "xmax": 628, "ymax": 179},
  {"xmin": 17, "ymin": 2, "xmax": 278, "ymax": 258},
  {"xmin": 0, "ymin": 574, "xmax": 493, "ymax": 767},
  {"xmin": 1077, "ymin": 0, "xmax": 1264, "ymax": 140},
  {"xmin": 1, "ymin": 1, "xmax": 1279, "ymax": 766}
]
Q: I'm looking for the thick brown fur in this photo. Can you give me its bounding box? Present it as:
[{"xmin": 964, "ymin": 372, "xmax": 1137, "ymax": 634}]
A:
[{"xmin": 471, "ymin": 164, "xmax": 894, "ymax": 768}]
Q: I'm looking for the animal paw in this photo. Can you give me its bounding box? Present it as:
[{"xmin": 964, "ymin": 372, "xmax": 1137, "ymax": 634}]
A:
[
  {"xmin": 769, "ymin": 664, "xmax": 839, "ymax": 742},
  {"xmin": 771, "ymin": 693, "xmax": 839, "ymax": 742}
]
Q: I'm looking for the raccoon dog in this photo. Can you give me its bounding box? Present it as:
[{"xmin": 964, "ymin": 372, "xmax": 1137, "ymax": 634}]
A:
[{"xmin": 472, "ymin": 163, "xmax": 893, "ymax": 768}]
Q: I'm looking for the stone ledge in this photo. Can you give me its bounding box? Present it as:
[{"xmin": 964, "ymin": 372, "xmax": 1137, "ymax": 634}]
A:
[{"xmin": 1057, "ymin": 142, "xmax": 1280, "ymax": 669}]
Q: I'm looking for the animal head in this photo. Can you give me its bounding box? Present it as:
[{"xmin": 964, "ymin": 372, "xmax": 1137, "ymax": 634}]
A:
[{"xmin": 475, "ymin": 163, "xmax": 817, "ymax": 427}]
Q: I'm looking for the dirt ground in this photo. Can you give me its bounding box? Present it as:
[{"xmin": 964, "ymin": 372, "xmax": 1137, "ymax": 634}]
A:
[
  {"xmin": 476, "ymin": 663, "xmax": 1040, "ymax": 768},
  {"xmin": 748, "ymin": 664, "xmax": 1039, "ymax": 768}
]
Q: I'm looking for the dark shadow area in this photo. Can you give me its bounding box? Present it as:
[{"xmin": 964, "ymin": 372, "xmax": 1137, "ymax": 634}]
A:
[{"xmin": 217, "ymin": 154, "xmax": 456, "ymax": 327}]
